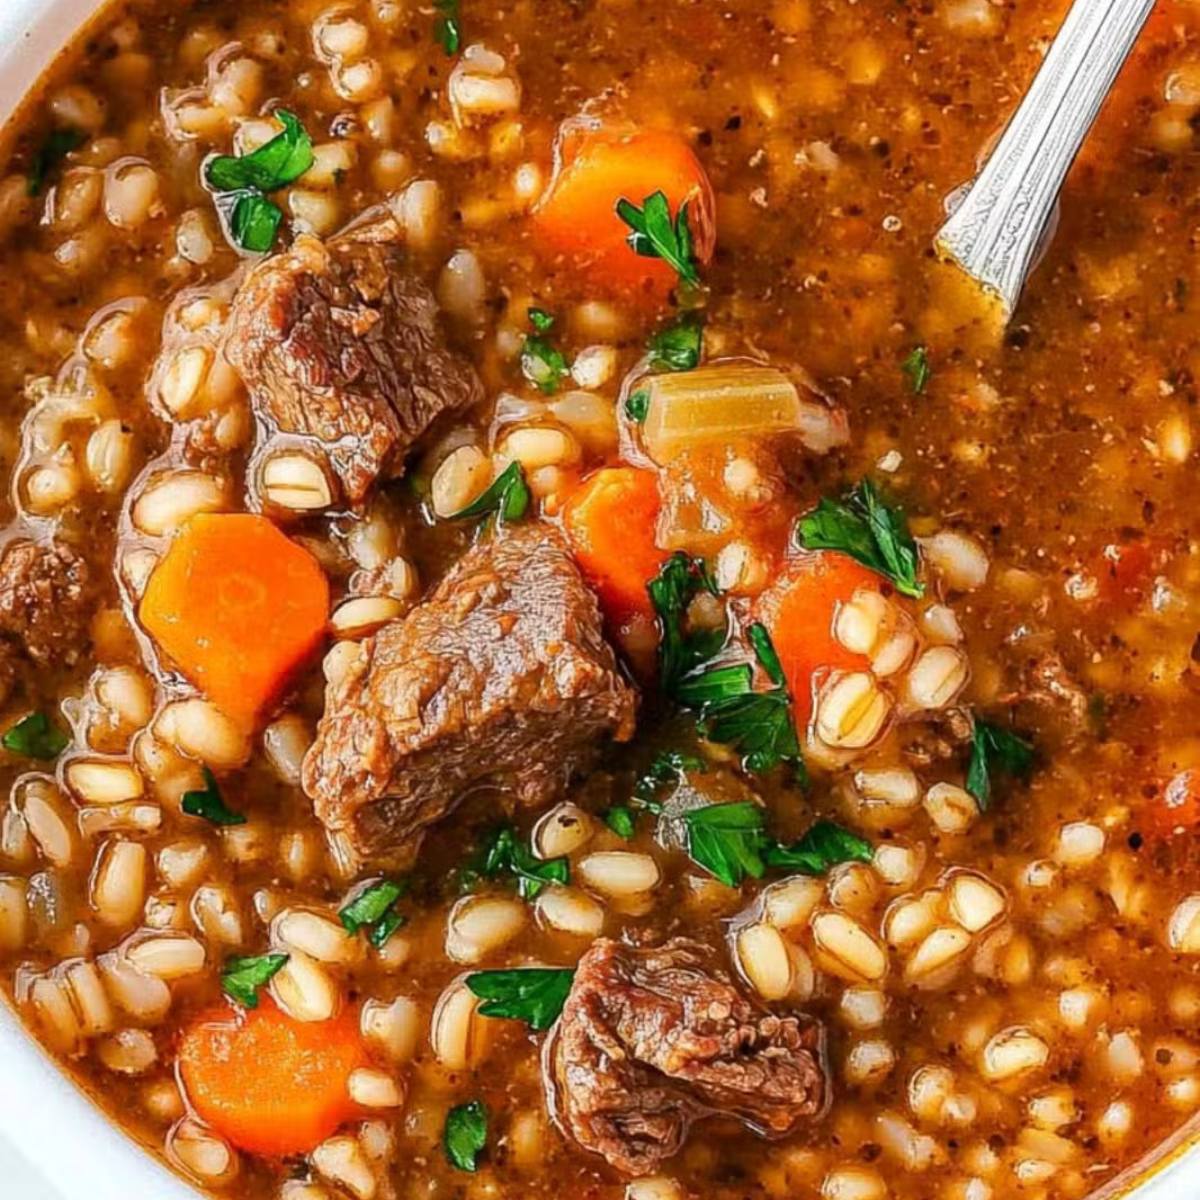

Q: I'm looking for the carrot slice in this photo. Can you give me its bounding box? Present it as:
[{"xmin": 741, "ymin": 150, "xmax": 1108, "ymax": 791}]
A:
[
  {"xmin": 178, "ymin": 1000, "xmax": 368, "ymax": 1157},
  {"xmin": 139, "ymin": 513, "xmax": 329, "ymax": 729},
  {"xmin": 533, "ymin": 123, "xmax": 715, "ymax": 298},
  {"xmin": 752, "ymin": 550, "xmax": 881, "ymax": 730},
  {"xmin": 562, "ymin": 466, "xmax": 667, "ymax": 624}
]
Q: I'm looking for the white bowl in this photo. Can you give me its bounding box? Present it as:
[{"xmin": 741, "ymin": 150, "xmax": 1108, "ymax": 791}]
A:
[{"xmin": 0, "ymin": 2, "xmax": 1197, "ymax": 1199}]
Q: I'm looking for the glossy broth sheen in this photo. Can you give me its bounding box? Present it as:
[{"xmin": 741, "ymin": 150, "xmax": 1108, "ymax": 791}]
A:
[{"xmin": 2, "ymin": 1, "xmax": 1200, "ymax": 1199}]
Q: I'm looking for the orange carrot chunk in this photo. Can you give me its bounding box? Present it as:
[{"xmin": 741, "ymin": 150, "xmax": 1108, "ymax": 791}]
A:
[
  {"xmin": 139, "ymin": 513, "xmax": 330, "ymax": 729},
  {"xmin": 562, "ymin": 466, "xmax": 667, "ymax": 625},
  {"xmin": 178, "ymin": 1000, "xmax": 368, "ymax": 1158},
  {"xmin": 752, "ymin": 550, "xmax": 881, "ymax": 730},
  {"xmin": 534, "ymin": 124, "xmax": 715, "ymax": 297}
]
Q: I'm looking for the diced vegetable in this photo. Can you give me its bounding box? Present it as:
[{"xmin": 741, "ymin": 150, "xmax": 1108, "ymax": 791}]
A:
[
  {"xmin": 533, "ymin": 124, "xmax": 715, "ymax": 296},
  {"xmin": 138, "ymin": 513, "xmax": 330, "ymax": 729},
  {"xmin": 640, "ymin": 363, "xmax": 818, "ymax": 464},
  {"xmin": 178, "ymin": 1000, "xmax": 369, "ymax": 1157},
  {"xmin": 562, "ymin": 467, "xmax": 667, "ymax": 624},
  {"xmin": 753, "ymin": 550, "xmax": 881, "ymax": 729}
]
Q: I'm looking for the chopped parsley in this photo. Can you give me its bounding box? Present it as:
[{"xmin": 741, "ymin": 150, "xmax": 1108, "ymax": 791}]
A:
[
  {"xmin": 471, "ymin": 826, "xmax": 568, "ymax": 900},
  {"xmin": 203, "ymin": 110, "xmax": 313, "ymax": 253},
  {"xmin": 520, "ymin": 308, "xmax": 569, "ymax": 395},
  {"xmin": 339, "ymin": 878, "xmax": 408, "ymax": 945},
  {"xmin": 444, "ymin": 1100, "xmax": 487, "ymax": 1172},
  {"xmin": 681, "ymin": 804, "xmax": 871, "ymax": 888},
  {"xmin": 647, "ymin": 552, "xmax": 723, "ymax": 694},
  {"xmin": 433, "ymin": 0, "xmax": 463, "ymax": 55},
  {"xmin": 220, "ymin": 952, "xmax": 288, "ymax": 1008},
  {"xmin": 603, "ymin": 806, "xmax": 637, "ymax": 839},
  {"xmin": 1, "ymin": 711, "xmax": 69, "ymax": 760},
  {"xmin": 901, "ymin": 345, "xmax": 932, "ymax": 394},
  {"xmin": 647, "ymin": 313, "xmax": 704, "ymax": 372},
  {"xmin": 796, "ymin": 478, "xmax": 924, "ymax": 599},
  {"xmin": 181, "ymin": 768, "xmax": 246, "ymax": 826},
  {"xmin": 965, "ymin": 718, "xmax": 1034, "ymax": 811},
  {"xmin": 465, "ymin": 967, "xmax": 574, "ymax": 1030},
  {"xmin": 625, "ymin": 388, "xmax": 650, "ymax": 423},
  {"xmin": 615, "ymin": 190, "xmax": 701, "ymax": 286},
  {"xmin": 27, "ymin": 128, "xmax": 87, "ymax": 197},
  {"xmin": 450, "ymin": 460, "xmax": 531, "ymax": 523},
  {"xmin": 634, "ymin": 750, "xmax": 708, "ymax": 807}
]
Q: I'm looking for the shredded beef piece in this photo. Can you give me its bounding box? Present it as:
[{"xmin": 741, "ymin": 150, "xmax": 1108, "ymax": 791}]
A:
[
  {"xmin": 302, "ymin": 522, "xmax": 638, "ymax": 862},
  {"xmin": 547, "ymin": 937, "xmax": 827, "ymax": 1176},
  {"xmin": 0, "ymin": 538, "xmax": 92, "ymax": 667}
]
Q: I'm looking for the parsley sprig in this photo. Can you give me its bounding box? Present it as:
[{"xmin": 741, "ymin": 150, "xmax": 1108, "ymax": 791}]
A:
[
  {"xmin": 181, "ymin": 767, "xmax": 246, "ymax": 826},
  {"xmin": 467, "ymin": 826, "xmax": 568, "ymax": 900},
  {"xmin": 221, "ymin": 952, "xmax": 288, "ymax": 1008},
  {"xmin": 2, "ymin": 711, "xmax": 69, "ymax": 760},
  {"xmin": 450, "ymin": 461, "xmax": 531, "ymax": 523},
  {"xmin": 647, "ymin": 313, "xmax": 704, "ymax": 372},
  {"xmin": 465, "ymin": 967, "xmax": 574, "ymax": 1030},
  {"xmin": 797, "ymin": 478, "xmax": 924, "ymax": 599},
  {"xmin": 616, "ymin": 190, "xmax": 700, "ymax": 286},
  {"xmin": 901, "ymin": 345, "xmax": 931, "ymax": 394},
  {"xmin": 444, "ymin": 1100, "xmax": 487, "ymax": 1172},
  {"xmin": 433, "ymin": 0, "xmax": 462, "ymax": 55},
  {"xmin": 605, "ymin": 751, "xmax": 709, "ymax": 837},
  {"xmin": 27, "ymin": 129, "xmax": 87, "ymax": 197},
  {"xmin": 520, "ymin": 307, "xmax": 569, "ymax": 395},
  {"xmin": 966, "ymin": 718, "xmax": 1034, "ymax": 811},
  {"xmin": 339, "ymin": 878, "xmax": 408, "ymax": 947},
  {"xmin": 647, "ymin": 552, "xmax": 723, "ymax": 694}
]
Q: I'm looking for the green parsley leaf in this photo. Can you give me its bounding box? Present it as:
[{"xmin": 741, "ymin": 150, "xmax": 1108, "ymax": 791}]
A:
[
  {"xmin": 205, "ymin": 111, "xmax": 314, "ymax": 194},
  {"xmin": 465, "ymin": 967, "xmax": 574, "ymax": 1030},
  {"xmin": 965, "ymin": 718, "xmax": 1034, "ymax": 811},
  {"xmin": 476, "ymin": 826, "xmax": 568, "ymax": 900},
  {"xmin": 615, "ymin": 190, "xmax": 700, "ymax": 286},
  {"xmin": 521, "ymin": 333, "xmax": 569, "ymax": 394},
  {"xmin": 604, "ymin": 806, "xmax": 637, "ymax": 839},
  {"xmin": 647, "ymin": 313, "xmax": 704, "ymax": 372},
  {"xmin": 450, "ymin": 461, "xmax": 531, "ymax": 523},
  {"xmin": 747, "ymin": 621, "xmax": 785, "ymax": 687},
  {"xmin": 682, "ymin": 801, "xmax": 767, "ymax": 887},
  {"xmin": 528, "ymin": 306, "xmax": 555, "ymax": 333},
  {"xmin": 633, "ymin": 750, "xmax": 708, "ymax": 807},
  {"xmin": 797, "ymin": 478, "xmax": 924, "ymax": 599},
  {"xmin": 624, "ymin": 388, "xmax": 650, "ymax": 423},
  {"xmin": 27, "ymin": 128, "xmax": 86, "ymax": 197},
  {"xmin": 901, "ymin": 345, "xmax": 931, "ymax": 394},
  {"xmin": 444, "ymin": 1100, "xmax": 487, "ymax": 1172},
  {"xmin": 369, "ymin": 908, "xmax": 407, "ymax": 948},
  {"xmin": 433, "ymin": 0, "xmax": 462, "ymax": 55},
  {"xmin": 228, "ymin": 192, "xmax": 283, "ymax": 253},
  {"xmin": 764, "ymin": 819, "xmax": 873, "ymax": 874},
  {"xmin": 220, "ymin": 952, "xmax": 288, "ymax": 1008},
  {"xmin": 1, "ymin": 711, "xmax": 69, "ymax": 760},
  {"xmin": 181, "ymin": 768, "xmax": 246, "ymax": 826},
  {"xmin": 339, "ymin": 878, "xmax": 406, "ymax": 935},
  {"xmin": 647, "ymin": 552, "xmax": 723, "ymax": 694}
]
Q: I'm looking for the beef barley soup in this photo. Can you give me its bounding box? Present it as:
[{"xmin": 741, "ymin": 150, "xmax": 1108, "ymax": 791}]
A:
[{"xmin": 3, "ymin": 1, "xmax": 1200, "ymax": 1198}]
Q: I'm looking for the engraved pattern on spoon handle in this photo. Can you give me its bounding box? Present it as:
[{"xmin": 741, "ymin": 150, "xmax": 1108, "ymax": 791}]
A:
[{"xmin": 935, "ymin": 0, "xmax": 1157, "ymax": 315}]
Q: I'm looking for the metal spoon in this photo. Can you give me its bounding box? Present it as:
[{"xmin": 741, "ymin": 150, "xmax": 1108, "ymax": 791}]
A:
[{"xmin": 935, "ymin": 0, "xmax": 1157, "ymax": 317}]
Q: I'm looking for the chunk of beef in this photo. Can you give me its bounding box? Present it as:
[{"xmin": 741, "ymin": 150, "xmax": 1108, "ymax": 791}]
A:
[
  {"xmin": 302, "ymin": 522, "xmax": 638, "ymax": 861},
  {"xmin": 0, "ymin": 538, "xmax": 92, "ymax": 667},
  {"xmin": 547, "ymin": 937, "xmax": 827, "ymax": 1176},
  {"xmin": 225, "ymin": 217, "xmax": 483, "ymax": 504}
]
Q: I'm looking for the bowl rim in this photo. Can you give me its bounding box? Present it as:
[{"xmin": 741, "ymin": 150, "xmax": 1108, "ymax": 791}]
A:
[{"xmin": 0, "ymin": 0, "xmax": 1198, "ymax": 1198}]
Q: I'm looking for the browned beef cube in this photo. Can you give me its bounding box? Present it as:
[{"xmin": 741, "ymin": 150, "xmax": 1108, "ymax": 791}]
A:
[
  {"xmin": 225, "ymin": 218, "xmax": 483, "ymax": 504},
  {"xmin": 0, "ymin": 538, "xmax": 93, "ymax": 667},
  {"xmin": 547, "ymin": 937, "xmax": 827, "ymax": 1176},
  {"xmin": 302, "ymin": 523, "xmax": 638, "ymax": 861}
]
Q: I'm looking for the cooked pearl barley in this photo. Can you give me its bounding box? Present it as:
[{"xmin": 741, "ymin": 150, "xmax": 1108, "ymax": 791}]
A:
[
  {"xmin": 813, "ymin": 910, "xmax": 887, "ymax": 981},
  {"xmin": 0, "ymin": 877, "xmax": 27, "ymax": 951},
  {"xmin": 855, "ymin": 767, "xmax": 920, "ymax": 808},
  {"xmin": 845, "ymin": 1039, "xmax": 896, "ymax": 1085},
  {"xmin": 155, "ymin": 700, "xmax": 250, "ymax": 770},
  {"xmin": 324, "ymin": 641, "xmax": 362, "ymax": 689},
  {"xmin": 191, "ymin": 885, "xmax": 243, "ymax": 946},
  {"xmin": 91, "ymin": 840, "xmax": 147, "ymax": 928},
  {"xmin": 125, "ymin": 933, "xmax": 206, "ymax": 980},
  {"xmin": 97, "ymin": 1027, "xmax": 157, "ymax": 1075},
  {"xmin": 261, "ymin": 453, "xmax": 333, "ymax": 510},
  {"xmin": 578, "ymin": 852, "xmax": 661, "ymax": 898},
  {"xmin": 905, "ymin": 926, "xmax": 972, "ymax": 983},
  {"xmin": 431, "ymin": 980, "xmax": 485, "ymax": 1069},
  {"xmin": 919, "ymin": 531, "xmax": 989, "ymax": 591},
  {"xmin": 272, "ymin": 909, "xmax": 356, "ymax": 964},
  {"xmin": 626, "ymin": 1178, "xmax": 685, "ymax": 1200},
  {"xmin": 1104, "ymin": 1030, "xmax": 1144, "ymax": 1083},
  {"xmin": 1028, "ymin": 1087, "xmax": 1080, "ymax": 1131},
  {"xmin": 822, "ymin": 1166, "xmax": 888, "ymax": 1200},
  {"xmin": 535, "ymin": 886, "xmax": 605, "ymax": 937},
  {"xmin": 95, "ymin": 666, "xmax": 153, "ymax": 732},
  {"xmin": 500, "ymin": 426, "xmax": 581, "ymax": 471},
  {"xmin": 533, "ymin": 803, "xmax": 593, "ymax": 859},
  {"xmin": 348, "ymin": 1067, "xmax": 404, "ymax": 1109},
  {"xmin": 290, "ymin": 189, "xmax": 342, "ymax": 237},
  {"xmin": 20, "ymin": 783, "xmax": 75, "ymax": 867},
  {"xmin": 873, "ymin": 843, "xmax": 922, "ymax": 888},
  {"xmin": 272, "ymin": 951, "xmax": 339, "ymax": 1022},
  {"xmin": 921, "ymin": 604, "xmax": 963, "ymax": 645},
  {"xmin": 437, "ymin": 249, "xmax": 486, "ymax": 323},
  {"xmin": 85, "ymin": 419, "xmax": 137, "ymax": 493},
  {"xmin": 445, "ymin": 895, "xmax": 527, "ymax": 963},
  {"xmin": 331, "ymin": 596, "xmax": 404, "ymax": 640},
  {"xmin": 884, "ymin": 893, "xmax": 941, "ymax": 950},
  {"xmin": 1169, "ymin": 895, "xmax": 1200, "ymax": 953},
  {"xmin": 835, "ymin": 590, "xmax": 889, "ymax": 654},
  {"xmin": 1054, "ymin": 821, "xmax": 1105, "ymax": 867},
  {"xmin": 312, "ymin": 1136, "xmax": 375, "ymax": 1200},
  {"xmin": 27, "ymin": 975, "xmax": 83, "ymax": 1052},
  {"xmin": 361, "ymin": 996, "xmax": 421, "ymax": 1063},
  {"xmin": 715, "ymin": 540, "xmax": 770, "ymax": 594},
  {"xmin": 315, "ymin": 13, "xmax": 370, "ymax": 61},
  {"xmin": 169, "ymin": 1119, "xmax": 237, "ymax": 1184},
  {"xmin": 816, "ymin": 672, "xmax": 891, "ymax": 749},
  {"xmin": 262, "ymin": 714, "xmax": 312, "ymax": 786},
  {"xmin": 66, "ymin": 760, "xmax": 144, "ymax": 804},
  {"xmin": 96, "ymin": 951, "xmax": 170, "ymax": 1021},
  {"xmin": 762, "ymin": 876, "xmax": 824, "ymax": 930},
  {"xmin": 103, "ymin": 161, "xmax": 161, "ymax": 229},
  {"xmin": 391, "ymin": 178, "xmax": 441, "ymax": 250},
  {"xmin": 903, "ymin": 647, "xmax": 969, "ymax": 710},
  {"xmin": 431, "ymin": 445, "xmax": 491, "ymax": 517},
  {"xmin": 132, "ymin": 471, "xmax": 228, "ymax": 536},
  {"xmin": 736, "ymin": 923, "xmax": 797, "ymax": 1001},
  {"xmin": 26, "ymin": 461, "xmax": 81, "ymax": 513},
  {"xmin": 981, "ymin": 1027, "xmax": 1050, "ymax": 1080},
  {"xmin": 156, "ymin": 839, "xmax": 209, "ymax": 890},
  {"xmin": 923, "ymin": 783, "xmax": 978, "ymax": 834},
  {"xmin": 1096, "ymin": 1100, "xmax": 1134, "ymax": 1145},
  {"xmin": 948, "ymin": 872, "xmax": 1006, "ymax": 932},
  {"xmin": 570, "ymin": 344, "xmax": 618, "ymax": 390}
]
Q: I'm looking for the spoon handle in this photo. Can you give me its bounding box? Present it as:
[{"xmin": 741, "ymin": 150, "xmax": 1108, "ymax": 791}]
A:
[{"xmin": 935, "ymin": 0, "xmax": 1157, "ymax": 315}]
